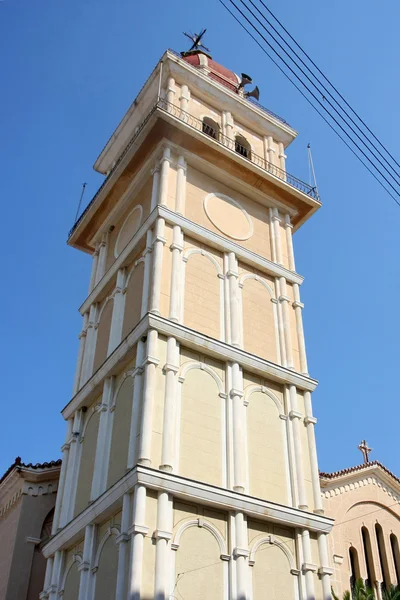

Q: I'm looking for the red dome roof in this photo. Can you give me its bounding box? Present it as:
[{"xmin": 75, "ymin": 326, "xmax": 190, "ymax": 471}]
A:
[{"xmin": 182, "ymin": 52, "xmax": 239, "ymax": 92}]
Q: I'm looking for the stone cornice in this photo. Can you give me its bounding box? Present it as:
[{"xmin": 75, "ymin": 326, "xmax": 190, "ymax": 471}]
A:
[{"xmin": 320, "ymin": 464, "xmax": 400, "ymax": 503}]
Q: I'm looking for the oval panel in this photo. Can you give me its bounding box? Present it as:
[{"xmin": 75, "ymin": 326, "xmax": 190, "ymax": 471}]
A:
[
  {"xmin": 114, "ymin": 205, "xmax": 143, "ymax": 257},
  {"xmin": 204, "ymin": 193, "xmax": 253, "ymax": 240}
]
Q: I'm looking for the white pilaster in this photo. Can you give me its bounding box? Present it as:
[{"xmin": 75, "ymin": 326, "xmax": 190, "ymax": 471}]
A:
[
  {"xmin": 160, "ymin": 337, "xmax": 179, "ymax": 472},
  {"xmin": 223, "ymin": 254, "xmax": 231, "ymax": 345},
  {"xmin": 179, "ymin": 84, "xmax": 190, "ymax": 112},
  {"xmin": 169, "ymin": 226, "xmax": 184, "ymax": 322},
  {"xmin": 128, "ymin": 485, "xmax": 148, "ymax": 600},
  {"xmin": 317, "ymin": 532, "xmax": 333, "ymax": 600},
  {"xmin": 279, "ymin": 277, "xmax": 294, "ymax": 369},
  {"xmin": 73, "ymin": 313, "xmax": 88, "ymax": 395},
  {"xmin": 95, "ymin": 232, "xmax": 108, "ymax": 285},
  {"xmin": 228, "ymin": 252, "xmax": 240, "ymax": 347},
  {"xmin": 234, "ymin": 511, "xmax": 249, "ymax": 600},
  {"xmin": 154, "ymin": 491, "xmax": 173, "ymax": 600},
  {"xmin": 80, "ymin": 303, "xmax": 98, "ymax": 385},
  {"xmin": 301, "ymin": 529, "xmax": 317, "ymax": 599},
  {"xmin": 231, "ymin": 362, "xmax": 246, "ymax": 493},
  {"xmin": 149, "ymin": 219, "xmax": 166, "ymax": 315},
  {"xmin": 284, "ymin": 214, "xmax": 296, "ymax": 271},
  {"xmin": 175, "ymin": 155, "xmax": 187, "ymax": 215},
  {"xmin": 108, "ymin": 268, "xmax": 127, "ymax": 354},
  {"xmin": 272, "ymin": 208, "xmax": 283, "ymax": 266},
  {"xmin": 137, "ymin": 330, "xmax": 159, "ymax": 466},
  {"xmin": 159, "ymin": 146, "xmax": 171, "ymax": 207},
  {"xmin": 78, "ymin": 524, "xmax": 95, "ymax": 600},
  {"xmin": 150, "ymin": 166, "xmax": 160, "ymax": 212},
  {"xmin": 48, "ymin": 550, "xmax": 63, "ymax": 600},
  {"xmin": 91, "ymin": 377, "xmax": 114, "ymax": 498},
  {"xmin": 293, "ymin": 284, "xmax": 308, "ymax": 374},
  {"xmin": 166, "ymin": 77, "xmax": 175, "ymax": 105},
  {"xmin": 289, "ymin": 385, "xmax": 308, "ymax": 510},
  {"xmin": 265, "ymin": 135, "xmax": 276, "ymax": 169},
  {"xmin": 224, "ymin": 111, "xmax": 234, "ymax": 148},
  {"xmin": 52, "ymin": 419, "xmax": 73, "ymax": 534},
  {"xmin": 275, "ymin": 277, "xmax": 287, "ymax": 366},
  {"xmin": 141, "ymin": 230, "xmax": 153, "ymax": 317},
  {"xmin": 304, "ymin": 391, "xmax": 324, "ymax": 515},
  {"xmin": 127, "ymin": 340, "xmax": 145, "ymax": 470},
  {"xmin": 278, "ymin": 141, "xmax": 287, "ymax": 172},
  {"xmin": 88, "ymin": 243, "xmax": 100, "ymax": 294},
  {"xmin": 60, "ymin": 410, "xmax": 83, "ymax": 526},
  {"xmin": 116, "ymin": 493, "xmax": 131, "ymax": 600},
  {"xmin": 39, "ymin": 555, "xmax": 53, "ymax": 599}
]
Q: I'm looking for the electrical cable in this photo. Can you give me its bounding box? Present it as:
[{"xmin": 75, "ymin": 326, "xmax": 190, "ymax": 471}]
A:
[
  {"xmin": 217, "ymin": 0, "xmax": 400, "ymax": 206},
  {"xmin": 242, "ymin": 0, "xmax": 400, "ymax": 185},
  {"xmin": 224, "ymin": 0, "xmax": 400, "ymax": 199}
]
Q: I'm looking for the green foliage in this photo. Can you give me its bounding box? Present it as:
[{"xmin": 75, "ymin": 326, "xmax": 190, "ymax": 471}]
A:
[
  {"xmin": 332, "ymin": 578, "xmax": 376, "ymax": 600},
  {"xmin": 383, "ymin": 585, "xmax": 400, "ymax": 600}
]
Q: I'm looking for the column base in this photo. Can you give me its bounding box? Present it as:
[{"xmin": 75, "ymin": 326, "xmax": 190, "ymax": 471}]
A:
[
  {"xmin": 299, "ymin": 504, "xmax": 308, "ymax": 511},
  {"xmin": 137, "ymin": 458, "xmax": 151, "ymax": 467},
  {"xmin": 159, "ymin": 464, "xmax": 173, "ymax": 473},
  {"xmin": 233, "ymin": 485, "xmax": 245, "ymax": 493}
]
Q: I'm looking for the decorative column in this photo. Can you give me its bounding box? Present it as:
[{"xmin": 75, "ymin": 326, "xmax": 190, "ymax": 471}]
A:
[
  {"xmin": 59, "ymin": 410, "xmax": 83, "ymax": 526},
  {"xmin": 154, "ymin": 491, "xmax": 173, "ymax": 600},
  {"xmin": 279, "ymin": 277, "xmax": 294, "ymax": 369},
  {"xmin": 80, "ymin": 303, "xmax": 98, "ymax": 385},
  {"xmin": 149, "ymin": 219, "xmax": 166, "ymax": 315},
  {"xmin": 301, "ymin": 529, "xmax": 317, "ymax": 600},
  {"xmin": 137, "ymin": 330, "xmax": 159, "ymax": 466},
  {"xmin": 284, "ymin": 214, "xmax": 296, "ymax": 272},
  {"xmin": 73, "ymin": 313, "xmax": 88, "ymax": 395},
  {"xmin": 264, "ymin": 135, "xmax": 276, "ymax": 171},
  {"xmin": 223, "ymin": 111, "xmax": 234, "ymax": 150},
  {"xmin": 293, "ymin": 284, "xmax": 308, "ymax": 374},
  {"xmin": 278, "ymin": 141, "xmax": 287, "ymax": 175},
  {"xmin": 179, "ymin": 84, "xmax": 190, "ymax": 112},
  {"xmin": 95, "ymin": 232, "xmax": 108, "ymax": 285},
  {"xmin": 234, "ymin": 511, "xmax": 249, "ymax": 600},
  {"xmin": 108, "ymin": 268, "xmax": 127, "ymax": 353},
  {"xmin": 317, "ymin": 532, "xmax": 333, "ymax": 600},
  {"xmin": 78, "ymin": 524, "xmax": 95, "ymax": 600},
  {"xmin": 39, "ymin": 556, "xmax": 53, "ymax": 599},
  {"xmin": 127, "ymin": 340, "xmax": 145, "ymax": 469},
  {"xmin": 175, "ymin": 155, "xmax": 187, "ymax": 215},
  {"xmin": 150, "ymin": 166, "xmax": 160, "ymax": 212},
  {"xmin": 304, "ymin": 391, "xmax": 324, "ymax": 514},
  {"xmin": 88, "ymin": 242, "xmax": 100, "ymax": 294},
  {"xmin": 51, "ymin": 419, "xmax": 73, "ymax": 533},
  {"xmin": 288, "ymin": 385, "xmax": 308, "ymax": 510},
  {"xmin": 227, "ymin": 252, "xmax": 240, "ymax": 347},
  {"xmin": 128, "ymin": 485, "xmax": 148, "ymax": 600},
  {"xmin": 274, "ymin": 277, "xmax": 287, "ymax": 366},
  {"xmin": 116, "ymin": 493, "xmax": 131, "ymax": 600},
  {"xmin": 91, "ymin": 377, "xmax": 114, "ymax": 498},
  {"xmin": 160, "ymin": 337, "xmax": 179, "ymax": 472},
  {"xmin": 271, "ymin": 208, "xmax": 283, "ymax": 265},
  {"xmin": 158, "ymin": 146, "xmax": 171, "ymax": 207},
  {"xmin": 166, "ymin": 77, "xmax": 175, "ymax": 106},
  {"xmin": 48, "ymin": 550, "xmax": 63, "ymax": 600},
  {"xmin": 169, "ymin": 227, "xmax": 184, "ymax": 323},
  {"xmin": 231, "ymin": 362, "xmax": 246, "ymax": 493},
  {"xmin": 141, "ymin": 231, "xmax": 153, "ymax": 317}
]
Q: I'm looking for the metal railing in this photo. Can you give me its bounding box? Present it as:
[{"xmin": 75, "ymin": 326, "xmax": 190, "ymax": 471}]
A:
[{"xmin": 69, "ymin": 98, "xmax": 318, "ymax": 238}]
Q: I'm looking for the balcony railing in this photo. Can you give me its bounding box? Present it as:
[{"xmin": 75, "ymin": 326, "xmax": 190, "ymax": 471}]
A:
[{"xmin": 69, "ymin": 98, "xmax": 319, "ymax": 238}]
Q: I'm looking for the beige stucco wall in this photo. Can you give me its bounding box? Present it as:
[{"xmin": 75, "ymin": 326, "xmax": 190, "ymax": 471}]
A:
[
  {"xmin": 160, "ymin": 224, "xmax": 173, "ymax": 318},
  {"xmin": 62, "ymin": 561, "xmax": 80, "ymax": 600},
  {"xmin": 93, "ymin": 297, "xmax": 113, "ymax": 374},
  {"xmin": 151, "ymin": 335, "xmax": 167, "ymax": 468},
  {"xmin": 142, "ymin": 490, "xmax": 157, "ymax": 599},
  {"xmin": 107, "ymin": 375, "xmax": 134, "ymax": 488},
  {"xmin": 0, "ymin": 498, "xmax": 22, "ymax": 600},
  {"xmin": 323, "ymin": 473, "xmax": 400, "ymax": 597},
  {"xmin": 94, "ymin": 534, "xmax": 119, "ymax": 600},
  {"xmin": 74, "ymin": 400, "xmax": 101, "ymax": 516},
  {"xmin": 122, "ymin": 261, "xmax": 144, "ymax": 340}
]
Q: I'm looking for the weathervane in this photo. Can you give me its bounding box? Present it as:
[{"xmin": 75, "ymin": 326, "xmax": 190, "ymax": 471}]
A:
[
  {"xmin": 358, "ymin": 440, "xmax": 372, "ymax": 464},
  {"xmin": 182, "ymin": 29, "xmax": 210, "ymax": 54}
]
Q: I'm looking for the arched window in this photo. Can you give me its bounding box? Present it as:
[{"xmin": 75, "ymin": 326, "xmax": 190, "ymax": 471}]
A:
[
  {"xmin": 202, "ymin": 117, "xmax": 220, "ymax": 140},
  {"xmin": 362, "ymin": 526, "xmax": 375, "ymax": 589},
  {"xmin": 349, "ymin": 546, "xmax": 361, "ymax": 592},
  {"xmin": 375, "ymin": 523, "xmax": 390, "ymax": 590},
  {"xmin": 235, "ymin": 134, "xmax": 251, "ymax": 159},
  {"xmin": 390, "ymin": 534, "xmax": 400, "ymax": 584}
]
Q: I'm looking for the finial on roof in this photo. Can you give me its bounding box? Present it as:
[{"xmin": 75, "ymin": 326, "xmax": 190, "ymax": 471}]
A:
[
  {"xmin": 182, "ymin": 29, "xmax": 210, "ymax": 56},
  {"xmin": 358, "ymin": 440, "xmax": 372, "ymax": 464}
]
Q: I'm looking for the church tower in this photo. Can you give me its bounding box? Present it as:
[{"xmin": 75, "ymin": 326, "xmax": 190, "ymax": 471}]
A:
[{"xmin": 41, "ymin": 46, "xmax": 334, "ymax": 600}]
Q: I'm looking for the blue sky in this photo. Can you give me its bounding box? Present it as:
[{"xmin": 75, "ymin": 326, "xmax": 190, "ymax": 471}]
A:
[{"xmin": 1, "ymin": 0, "xmax": 399, "ymax": 477}]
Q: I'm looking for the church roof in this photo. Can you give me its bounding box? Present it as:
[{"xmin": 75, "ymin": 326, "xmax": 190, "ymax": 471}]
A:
[
  {"xmin": 181, "ymin": 52, "xmax": 240, "ymax": 92},
  {"xmin": 0, "ymin": 457, "xmax": 62, "ymax": 485},
  {"xmin": 320, "ymin": 461, "xmax": 400, "ymax": 487}
]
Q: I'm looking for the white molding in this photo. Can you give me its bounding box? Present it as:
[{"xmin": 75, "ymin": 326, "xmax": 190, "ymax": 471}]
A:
[
  {"xmin": 42, "ymin": 466, "xmax": 334, "ymax": 558},
  {"xmin": 59, "ymin": 553, "xmax": 82, "ymax": 593},
  {"xmin": 178, "ymin": 360, "xmax": 225, "ymax": 395},
  {"xmin": 203, "ymin": 192, "xmax": 254, "ymax": 241},
  {"xmin": 114, "ymin": 204, "xmax": 143, "ymax": 258},
  {"xmin": 172, "ymin": 517, "xmax": 228, "ymax": 558}
]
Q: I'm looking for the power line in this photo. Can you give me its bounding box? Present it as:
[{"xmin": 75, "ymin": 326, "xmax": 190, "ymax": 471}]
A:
[
  {"xmin": 226, "ymin": 0, "xmax": 400, "ymax": 199},
  {"xmin": 243, "ymin": 0, "xmax": 400, "ymax": 186},
  {"xmin": 217, "ymin": 0, "xmax": 400, "ymax": 207}
]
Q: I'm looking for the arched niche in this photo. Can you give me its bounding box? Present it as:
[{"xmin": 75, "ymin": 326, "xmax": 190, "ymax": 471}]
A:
[
  {"xmin": 74, "ymin": 407, "xmax": 100, "ymax": 516},
  {"xmin": 183, "ymin": 249, "xmax": 222, "ymax": 340},
  {"xmin": 93, "ymin": 297, "xmax": 114, "ymax": 373},
  {"xmin": 246, "ymin": 387, "xmax": 287, "ymax": 504},
  {"xmin": 173, "ymin": 522, "xmax": 226, "ymax": 599},
  {"xmin": 60, "ymin": 556, "xmax": 81, "ymax": 600},
  {"xmin": 240, "ymin": 275, "xmax": 277, "ymax": 362},
  {"xmin": 251, "ymin": 538, "xmax": 298, "ymax": 600},
  {"xmin": 179, "ymin": 365, "xmax": 224, "ymax": 487},
  {"xmin": 94, "ymin": 531, "xmax": 119, "ymax": 600},
  {"xmin": 107, "ymin": 375, "xmax": 134, "ymax": 488},
  {"xmin": 122, "ymin": 261, "xmax": 144, "ymax": 340},
  {"xmin": 114, "ymin": 205, "xmax": 143, "ymax": 258}
]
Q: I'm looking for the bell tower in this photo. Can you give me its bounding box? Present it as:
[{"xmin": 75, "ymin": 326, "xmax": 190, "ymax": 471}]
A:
[{"xmin": 41, "ymin": 45, "xmax": 334, "ymax": 600}]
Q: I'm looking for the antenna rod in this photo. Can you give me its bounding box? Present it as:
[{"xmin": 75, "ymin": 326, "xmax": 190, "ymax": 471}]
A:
[
  {"xmin": 74, "ymin": 182, "xmax": 87, "ymax": 223},
  {"xmin": 307, "ymin": 143, "xmax": 319, "ymax": 194}
]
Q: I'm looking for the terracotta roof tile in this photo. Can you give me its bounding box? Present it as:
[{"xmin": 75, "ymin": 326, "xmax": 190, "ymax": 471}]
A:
[
  {"xmin": 0, "ymin": 457, "xmax": 61, "ymax": 485},
  {"xmin": 320, "ymin": 461, "xmax": 400, "ymax": 486}
]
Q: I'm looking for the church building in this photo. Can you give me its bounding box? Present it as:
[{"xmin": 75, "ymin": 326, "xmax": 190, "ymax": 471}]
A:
[{"xmin": 41, "ymin": 44, "xmax": 334, "ymax": 599}]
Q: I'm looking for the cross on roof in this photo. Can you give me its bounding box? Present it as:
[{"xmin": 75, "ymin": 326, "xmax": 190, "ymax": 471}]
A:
[{"xmin": 358, "ymin": 440, "xmax": 372, "ymax": 464}]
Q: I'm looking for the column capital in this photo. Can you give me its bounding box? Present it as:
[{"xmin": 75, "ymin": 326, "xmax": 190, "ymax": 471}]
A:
[
  {"xmin": 128, "ymin": 524, "xmax": 149, "ymax": 536},
  {"xmin": 293, "ymin": 300, "xmax": 304, "ymax": 310},
  {"xmin": 302, "ymin": 563, "xmax": 318, "ymax": 573},
  {"xmin": 142, "ymin": 356, "xmax": 159, "ymax": 368},
  {"xmin": 116, "ymin": 533, "xmax": 130, "ymax": 544},
  {"xmin": 39, "ymin": 593, "xmax": 49, "ymax": 600},
  {"xmin": 289, "ymin": 410, "xmax": 302, "ymax": 420},
  {"xmin": 61, "ymin": 443, "xmax": 70, "ymax": 452},
  {"xmin": 233, "ymin": 547, "xmax": 249, "ymax": 559},
  {"xmin": 279, "ymin": 294, "xmax": 291, "ymax": 303},
  {"xmin": 170, "ymin": 242, "xmax": 184, "ymax": 252},
  {"xmin": 318, "ymin": 566, "xmax": 334, "ymax": 576},
  {"xmin": 227, "ymin": 269, "xmax": 239, "ymax": 279},
  {"xmin": 153, "ymin": 235, "xmax": 167, "ymax": 246},
  {"xmin": 305, "ymin": 416, "xmax": 317, "ymax": 425},
  {"xmin": 162, "ymin": 363, "xmax": 179, "ymax": 374},
  {"xmin": 152, "ymin": 529, "xmax": 172, "ymax": 541},
  {"xmin": 77, "ymin": 560, "xmax": 91, "ymax": 572}
]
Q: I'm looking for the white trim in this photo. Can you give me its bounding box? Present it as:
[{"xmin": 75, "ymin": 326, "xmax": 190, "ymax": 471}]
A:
[
  {"xmin": 172, "ymin": 517, "xmax": 229, "ymax": 558},
  {"xmin": 95, "ymin": 295, "xmax": 114, "ymax": 327},
  {"xmin": 203, "ymin": 192, "xmax": 254, "ymax": 241},
  {"xmin": 178, "ymin": 360, "xmax": 225, "ymax": 395},
  {"xmin": 114, "ymin": 204, "xmax": 143, "ymax": 258},
  {"xmin": 92, "ymin": 526, "xmax": 120, "ymax": 571},
  {"xmin": 59, "ymin": 553, "xmax": 83, "ymax": 593},
  {"xmin": 249, "ymin": 535, "xmax": 300, "ymax": 600},
  {"xmin": 244, "ymin": 384, "xmax": 283, "ymax": 415}
]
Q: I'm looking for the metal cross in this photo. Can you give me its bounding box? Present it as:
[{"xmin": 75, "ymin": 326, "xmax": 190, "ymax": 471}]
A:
[{"xmin": 358, "ymin": 440, "xmax": 372, "ymax": 464}]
